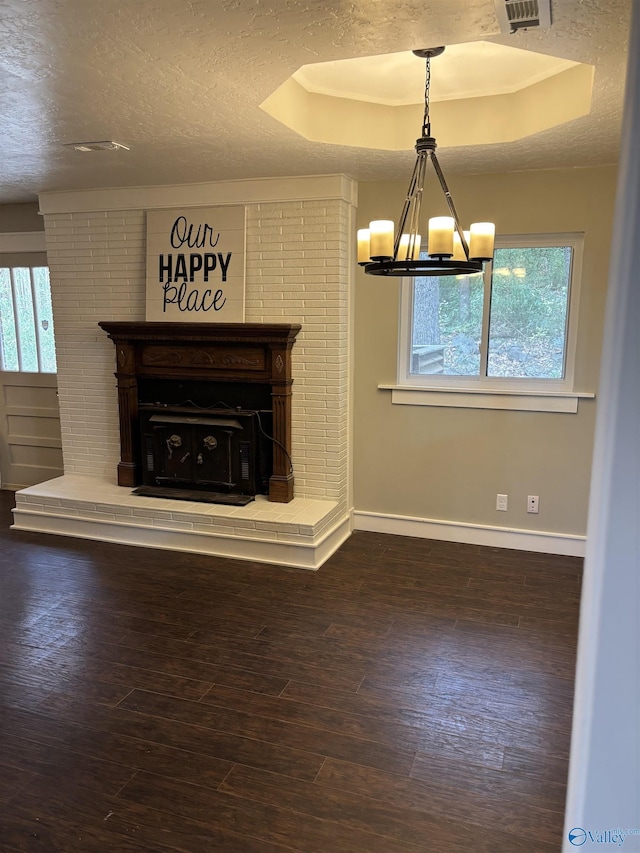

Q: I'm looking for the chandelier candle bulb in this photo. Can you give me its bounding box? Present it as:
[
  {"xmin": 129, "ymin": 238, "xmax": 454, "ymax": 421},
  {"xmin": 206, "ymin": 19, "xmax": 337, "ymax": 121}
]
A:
[
  {"xmin": 369, "ymin": 220, "xmax": 395, "ymax": 259},
  {"xmin": 357, "ymin": 229, "xmax": 371, "ymax": 264},
  {"xmin": 399, "ymin": 233, "xmax": 422, "ymax": 260},
  {"xmin": 469, "ymin": 222, "xmax": 496, "ymax": 260},
  {"xmin": 428, "ymin": 217, "xmax": 455, "ymax": 257},
  {"xmin": 452, "ymin": 230, "xmax": 471, "ymax": 261}
]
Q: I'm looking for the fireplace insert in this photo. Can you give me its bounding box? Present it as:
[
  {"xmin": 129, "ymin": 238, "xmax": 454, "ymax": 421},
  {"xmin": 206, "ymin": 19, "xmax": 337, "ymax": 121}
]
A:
[{"xmin": 136, "ymin": 404, "xmax": 270, "ymax": 504}]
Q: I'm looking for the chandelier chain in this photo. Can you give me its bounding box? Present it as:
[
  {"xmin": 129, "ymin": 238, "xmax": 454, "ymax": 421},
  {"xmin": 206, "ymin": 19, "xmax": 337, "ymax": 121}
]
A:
[{"xmin": 422, "ymin": 55, "xmax": 431, "ymax": 137}]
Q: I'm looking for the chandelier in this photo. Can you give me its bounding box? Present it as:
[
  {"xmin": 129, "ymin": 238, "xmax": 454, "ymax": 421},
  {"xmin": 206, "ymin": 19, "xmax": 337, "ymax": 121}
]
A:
[{"xmin": 357, "ymin": 47, "xmax": 495, "ymax": 277}]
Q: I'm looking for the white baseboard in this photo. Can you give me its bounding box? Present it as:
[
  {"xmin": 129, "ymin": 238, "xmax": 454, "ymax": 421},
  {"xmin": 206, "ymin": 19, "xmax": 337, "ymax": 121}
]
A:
[{"xmin": 352, "ymin": 510, "xmax": 586, "ymax": 557}]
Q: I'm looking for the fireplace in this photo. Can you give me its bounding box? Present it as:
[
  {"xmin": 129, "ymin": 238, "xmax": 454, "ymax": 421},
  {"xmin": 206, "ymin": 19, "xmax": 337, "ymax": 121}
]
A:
[{"xmin": 99, "ymin": 322, "xmax": 301, "ymax": 502}]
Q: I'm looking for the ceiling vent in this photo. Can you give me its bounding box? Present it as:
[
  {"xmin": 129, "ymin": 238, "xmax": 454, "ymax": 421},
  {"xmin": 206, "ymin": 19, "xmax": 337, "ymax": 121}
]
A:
[
  {"xmin": 494, "ymin": 0, "xmax": 552, "ymax": 33},
  {"xmin": 63, "ymin": 141, "xmax": 130, "ymax": 152}
]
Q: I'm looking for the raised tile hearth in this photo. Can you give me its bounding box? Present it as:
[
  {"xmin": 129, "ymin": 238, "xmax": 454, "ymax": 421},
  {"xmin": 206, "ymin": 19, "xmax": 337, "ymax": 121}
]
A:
[{"xmin": 12, "ymin": 475, "xmax": 350, "ymax": 570}]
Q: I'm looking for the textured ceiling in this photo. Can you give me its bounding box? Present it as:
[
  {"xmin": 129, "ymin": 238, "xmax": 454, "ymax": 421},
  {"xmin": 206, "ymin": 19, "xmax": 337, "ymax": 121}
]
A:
[{"xmin": 0, "ymin": 0, "xmax": 631, "ymax": 205}]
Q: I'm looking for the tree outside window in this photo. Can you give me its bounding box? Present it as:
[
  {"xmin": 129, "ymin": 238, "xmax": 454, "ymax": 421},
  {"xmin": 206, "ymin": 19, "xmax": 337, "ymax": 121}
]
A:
[
  {"xmin": 0, "ymin": 266, "xmax": 57, "ymax": 373},
  {"xmin": 408, "ymin": 236, "xmax": 580, "ymax": 386}
]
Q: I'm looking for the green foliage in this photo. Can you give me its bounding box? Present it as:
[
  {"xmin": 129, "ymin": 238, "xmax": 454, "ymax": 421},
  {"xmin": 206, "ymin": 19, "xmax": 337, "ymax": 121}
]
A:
[
  {"xmin": 0, "ymin": 266, "xmax": 57, "ymax": 373},
  {"xmin": 412, "ymin": 245, "xmax": 573, "ymax": 379},
  {"xmin": 0, "ymin": 269, "xmax": 19, "ymax": 371},
  {"xmin": 489, "ymin": 247, "xmax": 569, "ymax": 339},
  {"xmin": 486, "ymin": 247, "xmax": 570, "ymax": 378},
  {"xmin": 438, "ymin": 274, "xmax": 483, "ymax": 337}
]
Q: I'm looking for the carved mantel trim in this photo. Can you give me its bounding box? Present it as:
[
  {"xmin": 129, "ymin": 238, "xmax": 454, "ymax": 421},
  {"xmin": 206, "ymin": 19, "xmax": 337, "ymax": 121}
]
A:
[{"xmin": 99, "ymin": 322, "xmax": 301, "ymax": 503}]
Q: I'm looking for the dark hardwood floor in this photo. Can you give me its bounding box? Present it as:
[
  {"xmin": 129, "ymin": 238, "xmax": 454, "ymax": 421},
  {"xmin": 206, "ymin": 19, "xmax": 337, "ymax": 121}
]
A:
[{"xmin": 0, "ymin": 489, "xmax": 581, "ymax": 852}]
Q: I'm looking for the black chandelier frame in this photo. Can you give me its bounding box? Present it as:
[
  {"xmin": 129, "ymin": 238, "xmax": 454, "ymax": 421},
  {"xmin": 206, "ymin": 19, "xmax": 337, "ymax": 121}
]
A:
[{"xmin": 362, "ymin": 47, "xmax": 489, "ymax": 278}]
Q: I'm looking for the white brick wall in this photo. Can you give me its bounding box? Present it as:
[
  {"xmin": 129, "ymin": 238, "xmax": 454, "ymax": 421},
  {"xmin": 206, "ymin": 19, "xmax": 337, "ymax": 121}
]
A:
[{"xmin": 43, "ymin": 195, "xmax": 351, "ymax": 511}]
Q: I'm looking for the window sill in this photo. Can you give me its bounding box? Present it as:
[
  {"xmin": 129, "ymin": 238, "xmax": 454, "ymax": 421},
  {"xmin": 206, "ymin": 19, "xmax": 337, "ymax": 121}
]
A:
[{"xmin": 378, "ymin": 385, "xmax": 595, "ymax": 413}]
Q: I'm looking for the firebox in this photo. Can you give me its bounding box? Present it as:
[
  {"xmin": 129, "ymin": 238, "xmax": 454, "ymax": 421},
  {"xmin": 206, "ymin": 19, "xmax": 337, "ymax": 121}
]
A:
[{"xmin": 137, "ymin": 406, "xmax": 264, "ymax": 504}]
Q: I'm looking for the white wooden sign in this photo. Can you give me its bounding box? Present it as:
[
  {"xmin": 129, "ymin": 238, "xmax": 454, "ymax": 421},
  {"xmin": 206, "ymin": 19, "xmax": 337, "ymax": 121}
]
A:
[{"xmin": 145, "ymin": 205, "xmax": 245, "ymax": 322}]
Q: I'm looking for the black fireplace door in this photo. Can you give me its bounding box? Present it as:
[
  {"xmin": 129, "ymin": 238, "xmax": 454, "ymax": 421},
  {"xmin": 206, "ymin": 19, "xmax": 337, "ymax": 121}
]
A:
[{"xmin": 141, "ymin": 412, "xmax": 258, "ymax": 496}]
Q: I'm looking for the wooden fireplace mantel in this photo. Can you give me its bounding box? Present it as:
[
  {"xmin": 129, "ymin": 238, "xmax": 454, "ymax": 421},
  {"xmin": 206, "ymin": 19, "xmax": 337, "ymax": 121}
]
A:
[{"xmin": 99, "ymin": 321, "xmax": 301, "ymax": 502}]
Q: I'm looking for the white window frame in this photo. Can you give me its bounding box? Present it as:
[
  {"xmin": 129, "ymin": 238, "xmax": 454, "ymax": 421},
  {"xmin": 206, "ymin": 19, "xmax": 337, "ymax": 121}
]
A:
[{"xmin": 380, "ymin": 232, "xmax": 594, "ymax": 413}]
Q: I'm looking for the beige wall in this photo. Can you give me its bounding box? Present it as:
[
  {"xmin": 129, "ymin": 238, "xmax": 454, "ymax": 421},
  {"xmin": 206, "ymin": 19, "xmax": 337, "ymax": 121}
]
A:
[
  {"xmin": 0, "ymin": 203, "xmax": 43, "ymax": 232},
  {"xmin": 354, "ymin": 166, "xmax": 616, "ymax": 536}
]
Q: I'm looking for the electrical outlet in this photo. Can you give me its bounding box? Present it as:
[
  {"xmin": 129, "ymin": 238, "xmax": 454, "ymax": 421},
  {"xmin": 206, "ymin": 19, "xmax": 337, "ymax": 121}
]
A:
[
  {"xmin": 527, "ymin": 495, "xmax": 539, "ymax": 513},
  {"xmin": 496, "ymin": 493, "xmax": 508, "ymax": 511}
]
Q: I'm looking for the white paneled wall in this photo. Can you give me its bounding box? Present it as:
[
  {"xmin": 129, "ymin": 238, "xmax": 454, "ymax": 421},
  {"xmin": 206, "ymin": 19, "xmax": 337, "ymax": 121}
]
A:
[{"xmin": 42, "ymin": 180, "xmax": 353, "ymax": 513}]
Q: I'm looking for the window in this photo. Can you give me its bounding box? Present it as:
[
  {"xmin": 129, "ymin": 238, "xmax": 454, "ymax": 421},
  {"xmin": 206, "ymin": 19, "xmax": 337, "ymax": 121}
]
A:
[
  {"xmin": 390, "ymin": 234, "xmax": 591, "ymax": 412},
  {"xmin": 0, "ymin": 262, "xmax": 57, "ymax": 373}
]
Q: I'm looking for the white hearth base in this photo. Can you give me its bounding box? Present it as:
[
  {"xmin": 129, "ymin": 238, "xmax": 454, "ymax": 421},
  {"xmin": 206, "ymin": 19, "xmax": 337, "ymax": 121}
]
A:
[{"xmin": 12, "ymin": 475, "xmax": 351, "ymax": 570}]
